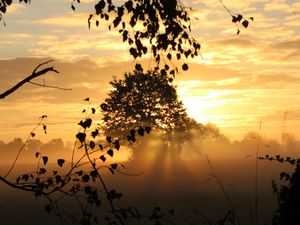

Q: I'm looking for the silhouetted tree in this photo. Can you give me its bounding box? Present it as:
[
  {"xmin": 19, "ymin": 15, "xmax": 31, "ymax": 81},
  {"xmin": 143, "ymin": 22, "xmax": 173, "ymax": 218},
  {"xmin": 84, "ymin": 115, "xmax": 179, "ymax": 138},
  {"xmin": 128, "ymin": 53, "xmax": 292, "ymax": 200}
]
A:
[{"xmin": 101, "ymin": 65, "xmax": 190, "ymax": 140}]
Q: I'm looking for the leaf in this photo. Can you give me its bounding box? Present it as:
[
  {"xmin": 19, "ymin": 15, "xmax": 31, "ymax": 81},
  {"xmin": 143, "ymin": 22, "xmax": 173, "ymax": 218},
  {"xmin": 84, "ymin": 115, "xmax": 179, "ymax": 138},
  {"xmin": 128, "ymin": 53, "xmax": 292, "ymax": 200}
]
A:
[
  {"xmin": 71, "ymin": 4, "xmax": 75, "ymax": 11},
  {"xmin": 91, "ymin": 108, "xmax": 96, "ymax": 114},
  {"xmin": 76, "ymin": 170, "xmax": 83, "ymax": 176},
  {"xmin": 106, "ymin": 136, "xmax": 112, "ymax": 143},
  {"xmin": 22, "ymin": 174, "xmax": 29, "ymax": 181},
  {"xmin": 237, "ymin": 29, "xmax": 240, "ymax": 35},
  {"xmin": 182, "ymin": 63, "xmax": 189, "ymax": 71},
  {"xmin": 43, "ymin": 125, "xmax": 47, "ymax": 134},
  {"xmin": 167, "ymin": 53, "xmax": 172, "ymax": 60},
  {"xmin": 82, "ymin": 174, "xmax": 90, "ymax": 182},
  {"xmin": 91, "ymin": 129, "xmax": 99, "ymax": 138},
  {"xmin": 76, "ymin": 132, "xmax": 86, "ymax": 143},
  {"xmin": 31, "ymin": 132, "xmax": 35, "ymax": 137},
  {"xmin": 250, "ymin": 17, "xmax": 254, "ymax": 21},
  {"xmin": 84, "ymin": 97, "xmax": 90, "ymax": 101},
  {"xmin": 100, "ymin": 103, "xmax": 109, "ymax": 111},
  {"xmin": 39, "ymin": 168, "xmax": 47, "ymax": 175},
  {"xmin": 35, "ymin": 152, "xmax": 40, "ymax": 158},
  {"xmin": 236, "ymin": 14, "xmax": 243, "ymax": 22},
  {"xmin": 107, "ymin": 149, "xmax": 114, "ymax": 157},
  {"xmin": 100, "ymin": 155, "xmax": 106, "ymax": 162},
  {"xmin": 242, "ymin": 20, "xmax": 249, "ymax": 28},
  {"xmin": 42, "ymin": 156, "xmax": 48, "ymax": 165},
  {"xmin": 90, "ymin": 141, "xmax": 95, "ymax": 149},
  {"xmin": 137, "ymin": 127, "xmax": 144, "ymax": 136},
  {"xmin": 232, "ymin": 16, "xmax": 238, "ymax": 23},
  {"xmin": 145, "ymin": 126, "xmax": 151, "ymax": 134},
  {"xmin": 57, "ymin": 159, "xmax": 65, "ymax": 167},
  {"xmin": 110, "ymin": 163, "xmax": 118, "ymax": 170},
  {"xmin": 114, "ymin": 140, "xmax": 120, "ymax": 150}
]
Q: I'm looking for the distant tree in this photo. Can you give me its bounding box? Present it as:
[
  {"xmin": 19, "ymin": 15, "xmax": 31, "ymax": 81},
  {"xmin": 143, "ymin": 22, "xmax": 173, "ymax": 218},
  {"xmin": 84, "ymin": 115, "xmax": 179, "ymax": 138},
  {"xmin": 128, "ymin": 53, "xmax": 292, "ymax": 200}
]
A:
[{"xmin": 100, "ymin": 65, "xmax": 191, "ymax": 141}]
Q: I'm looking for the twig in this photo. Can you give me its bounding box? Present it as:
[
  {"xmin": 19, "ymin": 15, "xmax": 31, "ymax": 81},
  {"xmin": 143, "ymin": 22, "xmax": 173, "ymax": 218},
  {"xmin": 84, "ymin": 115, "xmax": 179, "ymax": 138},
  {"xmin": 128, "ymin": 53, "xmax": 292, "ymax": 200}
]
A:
[
  {"xmin": 3, "ymin": 116, "xmax": 46, "ymax": 178},
  {"xmin": 0, "ymin": 60, "xmax": 59, "ymax": 99},
  {"xmin": 29, "ymin": 81, "xmax": 72, "ymax": 91}
]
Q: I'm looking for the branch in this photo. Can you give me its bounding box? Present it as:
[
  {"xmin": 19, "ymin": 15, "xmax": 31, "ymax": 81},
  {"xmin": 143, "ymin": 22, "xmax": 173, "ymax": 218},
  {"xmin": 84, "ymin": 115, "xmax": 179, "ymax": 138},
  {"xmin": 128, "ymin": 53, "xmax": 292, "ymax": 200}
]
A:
[
  {"xmin": 29, "ymin": 81, "xmax": 72, "ymax": 91},
  {"xmin": 0, "ymin": 60, "xmax": 59, "ymax": 99}
]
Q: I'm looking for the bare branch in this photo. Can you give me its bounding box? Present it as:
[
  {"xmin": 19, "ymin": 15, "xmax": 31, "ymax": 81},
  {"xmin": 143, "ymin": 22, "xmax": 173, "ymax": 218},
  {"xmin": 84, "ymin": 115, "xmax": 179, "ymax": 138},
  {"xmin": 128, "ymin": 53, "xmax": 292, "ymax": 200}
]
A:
[
  {"xmin": 29, "ymin": 81, "xmax": 72, "ymax": 91},
  {"xmin": 0, "ymin": 61, "xmax": 59, "ymax": 99}
]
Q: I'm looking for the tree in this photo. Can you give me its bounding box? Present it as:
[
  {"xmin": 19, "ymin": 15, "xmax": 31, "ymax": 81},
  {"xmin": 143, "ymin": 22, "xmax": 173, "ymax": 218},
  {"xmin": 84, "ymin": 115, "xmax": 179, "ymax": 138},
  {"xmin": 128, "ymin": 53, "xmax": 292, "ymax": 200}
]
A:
[
  {"xmin": 101, "ymin": 65, "xmax": 190, "ymax": 140},
  {"xmin": 0, "ymin": 1, "xmax": 255, "ymax": 225}
]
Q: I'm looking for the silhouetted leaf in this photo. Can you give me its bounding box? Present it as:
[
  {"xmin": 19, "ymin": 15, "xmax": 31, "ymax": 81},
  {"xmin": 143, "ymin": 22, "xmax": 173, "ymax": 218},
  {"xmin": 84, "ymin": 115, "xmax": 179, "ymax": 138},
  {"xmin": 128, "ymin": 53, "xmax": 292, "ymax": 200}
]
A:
[
  {"xmin": 22, "ymin": 174, "xmax": 29, "ymax": 181},
  {"xmin": 110, "ymin": 163, "xmax": 118, "ymax": 170},
  {"xmin": 76, "ymin": 132, "xmax": 86, "ymax": 143},
  {"xmin": 82, "ymin": 174, "xmax": 90, "ymax": 182},
  {"xmin": 114, "ymin": 140, "xmax": 120, "ymax": 150},
  {"xmin": 43, "ymin": 125, "xmax": 47, "ymax": 134},
  {"xmin": 35, "ymin": 152, "xmax": 40, "ymax": 158},
  {"xmin": 91, "ymin": 129, "xmax": 99, "ymax": 138},
  {"xmin": 107, "ymin": 149, "xmax": 114, "ymax": 157},
  {"xmin": 39, "ymin": 168, "xmax": 46, "ymax": 175},
  {"xmin": 242, "ymin": 20, "xmax": 249, "ymax": 28},
  {"xmin": 182, "ymin": 63, "xmax": 188, "ymax": 71},
  {"xmin": 42, "ymin": 156, "xmax": 48, "ymax": 165},
  {"xmin": 90, "ymin": 141, "xmax": 95, "ymax": 149},
  {"xmin": 100, "ymin": 155, "xmax": 106, "ymax": 162},
  {"xmin": 145, "ymin": 126, "xmax": 151, "ymax": 134},
  {"xmin": 57, "ymin": 159, "xmax": 65, "ymax": 167},
  {"xmin": 106, "ymin": 136, "xmax": 112, "ymax": 143},
  {"xmin": 236, "ymin": 14, "xmax": 243, "ymax": 22},
  {"xmin": 137, "ymin": 127, "xmax": 144, "ymax": 136}
]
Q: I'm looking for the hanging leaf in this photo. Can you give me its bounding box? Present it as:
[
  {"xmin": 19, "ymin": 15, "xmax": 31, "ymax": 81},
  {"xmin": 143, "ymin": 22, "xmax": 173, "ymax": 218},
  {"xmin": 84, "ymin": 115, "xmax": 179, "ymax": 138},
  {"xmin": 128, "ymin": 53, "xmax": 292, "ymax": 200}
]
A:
[
  {"xmin": 90, "ymin": 141, "xmax": 95, "ymax": 149},
  {"xmin": 42, "ymin": 156, "xmax": 48, "ymax": 165},
  {"xmin": 39, "ymin": 168, "xmax": 47, "ymax": 175},
  {"xmin": 76, "ymin": 132, "xmax": 86, "ymax": 143},
  {"xmin": 110, "ymin": 163, "xmax": 118, "ymax": 170},
  {"xmin": 242, "ymin": 20, "xmax": 249, "ymax": 28},
  {"xmin": 100, "ymin": 155, "xmax": 106, "ymax": 162},
  {"xmin": 57, "ymin": 159, "xmax": 65, "ymax": 167},
  {"xmin": 43, "ymin": 125, "xmax": 47, "ymax": 134},
  {"xmin": 82, "ymin": 174, "xmax": 90, "ymax": 182},
  {"xmin": 107, "ymin": 149, "xmax": 114, "ymax": 157},
  {"xmin": 114, "ymin": 140, "xmax": 120, "ymax": 150},
  {"xmin": 145, "ymin": 126, "xmax": 151, "ymax": 134},
  {"xmin": 182, "ymin": 63, "xmax": 188, "ymax": 71},
  {"xmin": 106, "ymin": 136, "xmax": 112, "ymax": 143},
  {"xmin": 35, "ymin": 152, "xmax": 40, "ymax": 158}
]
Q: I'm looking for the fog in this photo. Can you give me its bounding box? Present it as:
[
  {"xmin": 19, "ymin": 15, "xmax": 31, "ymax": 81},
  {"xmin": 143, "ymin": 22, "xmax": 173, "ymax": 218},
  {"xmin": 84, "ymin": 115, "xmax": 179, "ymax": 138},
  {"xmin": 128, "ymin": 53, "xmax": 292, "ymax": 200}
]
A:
[{"xmin": 0, "ymin": 130, "xmax": 299, "ymax": 225}]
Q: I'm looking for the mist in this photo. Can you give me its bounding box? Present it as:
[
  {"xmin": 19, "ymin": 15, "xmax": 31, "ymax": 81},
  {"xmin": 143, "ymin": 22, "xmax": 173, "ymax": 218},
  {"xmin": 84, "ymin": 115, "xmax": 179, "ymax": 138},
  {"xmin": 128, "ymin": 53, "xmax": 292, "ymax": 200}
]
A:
[{"xmin": 0, "ymin": 128, "xmax": 299, "ymax": 225}]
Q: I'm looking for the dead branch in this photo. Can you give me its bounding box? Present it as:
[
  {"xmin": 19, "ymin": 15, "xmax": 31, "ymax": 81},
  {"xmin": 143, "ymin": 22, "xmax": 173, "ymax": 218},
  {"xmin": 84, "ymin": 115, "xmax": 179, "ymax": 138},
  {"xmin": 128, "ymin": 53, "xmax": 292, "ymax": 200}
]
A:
[{"xmin": 0, "ymin": 60, "xmax": 60, "ymax": 99}]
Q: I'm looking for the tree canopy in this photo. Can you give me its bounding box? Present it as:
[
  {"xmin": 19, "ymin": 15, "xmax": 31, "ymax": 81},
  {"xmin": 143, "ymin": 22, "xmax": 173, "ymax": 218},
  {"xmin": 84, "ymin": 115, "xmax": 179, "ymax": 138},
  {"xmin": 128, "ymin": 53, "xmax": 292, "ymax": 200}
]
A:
[{"xmin": 100, "ymin": 65, "xmax": 190, "ymax": 140}]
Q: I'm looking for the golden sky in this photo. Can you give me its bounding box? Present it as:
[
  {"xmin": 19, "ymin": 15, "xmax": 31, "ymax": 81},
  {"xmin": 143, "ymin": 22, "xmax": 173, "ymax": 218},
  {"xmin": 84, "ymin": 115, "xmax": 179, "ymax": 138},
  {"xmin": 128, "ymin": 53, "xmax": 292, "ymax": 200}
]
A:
[{"xmin": 0, "ymin": 0, "xmax": 300, "ymax": 142}]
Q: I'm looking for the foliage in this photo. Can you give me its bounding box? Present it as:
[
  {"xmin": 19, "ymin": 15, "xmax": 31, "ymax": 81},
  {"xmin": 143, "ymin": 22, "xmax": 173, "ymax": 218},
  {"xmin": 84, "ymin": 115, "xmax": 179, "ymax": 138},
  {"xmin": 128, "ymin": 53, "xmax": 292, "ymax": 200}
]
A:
[
  {"xmin": 259, "ymin": 155, "xmax": 300, "ymax": 225},
  {"xmin": 0, "ymin": 0, "xmax": 30, "ymax": 24},
  {"xmin": 100, "ymin": 64, "xmax": 190, "ymax": 140}
]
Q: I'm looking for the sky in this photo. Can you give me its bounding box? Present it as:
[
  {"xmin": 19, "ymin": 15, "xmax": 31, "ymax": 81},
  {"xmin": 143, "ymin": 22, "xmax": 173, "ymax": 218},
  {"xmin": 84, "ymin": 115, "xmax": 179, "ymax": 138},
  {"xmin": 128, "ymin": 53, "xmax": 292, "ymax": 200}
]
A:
[{"xmin": 0, "ymin": 0, "xmax": 300, "ymax": 142}]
